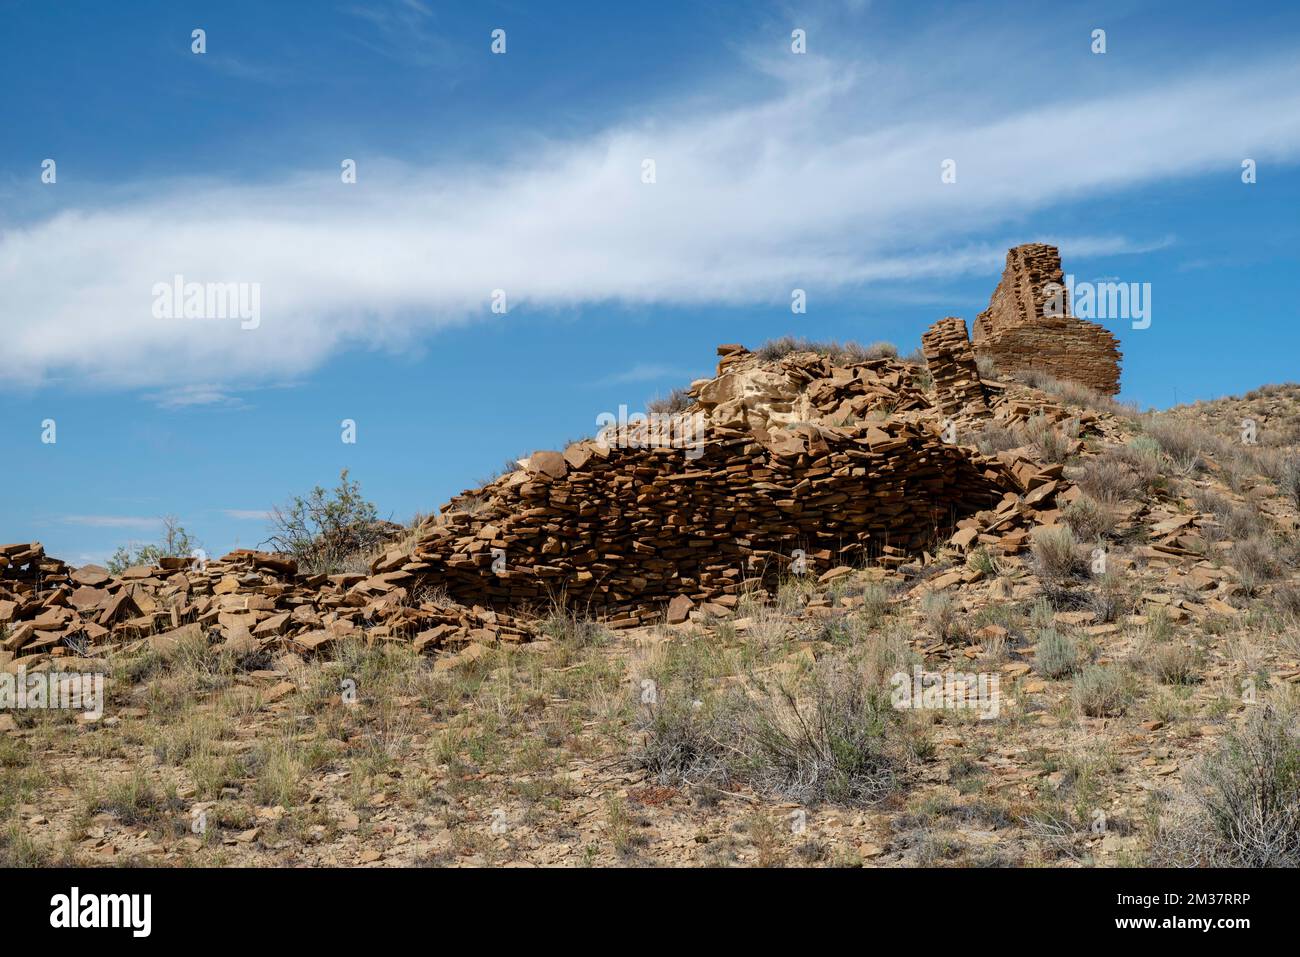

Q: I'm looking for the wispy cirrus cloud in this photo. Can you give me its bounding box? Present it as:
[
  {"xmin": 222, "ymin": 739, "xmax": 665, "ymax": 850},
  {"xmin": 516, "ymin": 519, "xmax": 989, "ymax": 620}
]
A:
[
  {"xmin": 60, "ymin": 515, "xmax": 165, "ymax": 529},
  {"xmin": 142, "ymin": 384, "xmax": 248, "ymax": 409},
  {"xmin": 3, "ymin": 38, "xmax": 1298, "ymax": 395},
  {"xmin": 222, "ymin": 509, "xmax": 272, "ymax": 521},
  {"xmin": 595, "ymin": 363, "xmax": 701, "ymax": 387}
]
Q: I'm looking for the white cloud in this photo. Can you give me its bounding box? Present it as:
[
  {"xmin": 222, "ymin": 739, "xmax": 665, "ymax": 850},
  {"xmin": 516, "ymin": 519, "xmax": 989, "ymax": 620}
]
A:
[
  {"xmin": 3, "ymin": 49, "xmax": 1298, "ymax": 393},
  {"xmin": 143, "ymin": 384, "xmax": 246, "ymax": 409},
  {"xmin": 223, "ymin": 509, "xmax": 272, "ymax": 520},
  {"xmin": 595, "ymin": 363, "xmax": 699, "ymax": 387},
  {"xmin": 60, "ymin": 515, "xmax": 164, "ymax": 528}
]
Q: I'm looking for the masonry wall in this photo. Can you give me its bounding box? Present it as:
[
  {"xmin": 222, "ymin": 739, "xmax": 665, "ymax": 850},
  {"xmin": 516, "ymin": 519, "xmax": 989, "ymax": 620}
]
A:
[
  {"xmin": 922, "ymin": 316, "xmax": 988, "ymax": 417},
  {"xmin": 973, "ymin": 243, "xmax": 1123, "ymax": 395}
]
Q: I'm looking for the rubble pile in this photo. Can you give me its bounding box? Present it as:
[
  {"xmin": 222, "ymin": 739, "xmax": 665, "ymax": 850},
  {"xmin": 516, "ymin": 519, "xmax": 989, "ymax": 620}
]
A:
[{"xmin": 1, "ymin": 543, "xmax": 528, "ymax": 674}]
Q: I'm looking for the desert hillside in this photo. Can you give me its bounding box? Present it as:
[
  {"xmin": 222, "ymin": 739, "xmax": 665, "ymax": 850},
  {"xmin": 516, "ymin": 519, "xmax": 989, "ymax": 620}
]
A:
[{"xmin": 4, "ymin": 246, "xmax": 1300, "ymax": 868}]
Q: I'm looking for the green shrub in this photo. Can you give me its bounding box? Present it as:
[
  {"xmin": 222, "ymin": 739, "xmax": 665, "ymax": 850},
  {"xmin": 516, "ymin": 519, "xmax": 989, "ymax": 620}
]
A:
[
  {"xmin": 1032, "ymin": 526, "xmax": 1082, "ymax": 582},
  {"xmin": 265, "ymin": 469, "xmax": 390, "ymax": 574},
  {"xmin": 108, "ymin": 516, "xmax": 200, "ymax": 573},
  {"xmin": 1034, "ymin": 628, "xmax": 1079, "ymax": 679},
  {"xmin": 1072, "ymin": 665, "xmax": 1131, "ymax": 717}
]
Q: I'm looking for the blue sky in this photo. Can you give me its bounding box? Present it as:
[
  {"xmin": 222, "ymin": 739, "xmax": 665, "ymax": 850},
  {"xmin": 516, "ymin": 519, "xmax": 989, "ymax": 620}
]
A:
[{"xmin": 2, "ymin": 0, "xmax": 1299, "ymax": 564}]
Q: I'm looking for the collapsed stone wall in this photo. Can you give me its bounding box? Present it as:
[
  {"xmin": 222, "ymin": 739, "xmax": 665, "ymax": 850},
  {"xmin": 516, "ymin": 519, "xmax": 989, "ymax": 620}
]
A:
[
  {"xmin": 921, "ymin": 317, "xmax": 988, "ymax": 417},
  {"xmin": 0, "ymin": 543, "xmax": 530, "ymax": 667},
  {"xmin": 381, "ymin": 417, "xmax": 1009, "ymax": 628},
  {"xmin": 973, "ymin": 243, "xmax": 1122, "ymax": 395},
  {"xmin": 4, "ymin": 329, "xmax": 1083, "ymax": 665}
]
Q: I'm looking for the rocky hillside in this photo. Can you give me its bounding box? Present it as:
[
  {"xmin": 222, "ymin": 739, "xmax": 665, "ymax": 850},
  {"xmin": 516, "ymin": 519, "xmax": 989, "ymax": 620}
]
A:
[
  {"xmin": 5, "ymin": 335, "xmax": 1294, "ymax": 868},
  {"xmin": 5, "ymin": 252, "xmax": 1300, "ymax": 869}
]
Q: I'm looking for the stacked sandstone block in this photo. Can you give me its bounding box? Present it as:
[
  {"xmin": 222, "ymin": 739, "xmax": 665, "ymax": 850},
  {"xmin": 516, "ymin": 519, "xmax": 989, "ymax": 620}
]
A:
[
  {"xmin": 372, "ymin": 347, "xmax": 1017, "ymax": 628},
  {"xmin": 921, "ymin": 317, "xmax": 988, "ymax": 417},
  {"xmin": 1, "ymin": 541, "xmax": 527, "ymax": 675},
  {"xmin": 973, "ymin": 244, "xmax": 1123, "ymax": 395}
]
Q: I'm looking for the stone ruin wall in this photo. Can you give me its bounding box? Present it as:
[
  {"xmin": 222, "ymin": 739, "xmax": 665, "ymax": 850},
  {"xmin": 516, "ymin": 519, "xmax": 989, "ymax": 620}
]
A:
[
  {"xmin": 921, "ymin": 316, "xmax": 988, "ymax": 417},
  {"xmin": 404, "ymin": 415, "xmax": 1010, "ymax": 627},
  {"xmin": 972, "ymin": 243, "xmax": 1123, "ymax": 395}
]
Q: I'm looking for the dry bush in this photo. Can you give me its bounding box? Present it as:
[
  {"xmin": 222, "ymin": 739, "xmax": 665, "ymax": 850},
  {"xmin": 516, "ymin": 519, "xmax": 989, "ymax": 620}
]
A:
[
  {"xmin": 645, "ymin": 388, "xmax": 694, "ymax": 415},
  {"xmin": 1087, "ymin": 570, "xmax": 1127, "ymax": 623},
  {"xmin": 1151, "ymin": 705, "xmax": 1300, "ymax": 867},
  {"xmin": 631, "ymin": 685, "xmax": 740, "ymax": 786},
  {"xmin": 1063, "ymin": 497, "xmax": 1116, "ymax": 541},
  {"xmin": 741, "ymin": 651, "xmax": 917, "ymax": 806},
  {"xmin": 1144, "ymin": 418, "xmax": 1216, "ymax": 474},
  {"xmin": 1072, "ymin": 664, "xmax": 1131, "ymax": 716},
  {"xmin": 1230, "ymin": 537, "xmax": 1282, "ymax": 594},
  {"xmin": 632, "ymin": 642, "xmax": 919, "ymax": 807},
  {"xmin": 1022, "ymin": 414, "xmax": 1076, "ymax": 463},
  {"xmin": 1193, "ymin": 487, "xmax": 1268, "ymax": 542},
  {"xmin": 1142, "ymin": 642, "xmax": 1204, "ymax": 685},
  {"xmin": 1009, "ymin": 367, "xmax": 1058, "ymax": 390},
  {"xmin": 1271, "ymin": 583, "xmax": 1300, "ymax": 622},
  {"xmin": 920, "ymin": 591, "xmax": 965, "ymax": 642},
  {"xmin": 1031, "ymin": 526, "xmax": 1083, "ymax": 582},
  {"xmin": 964, "ymin": 421, "xmax": 1020, "ymax": 456},
  {"xmin": 1074, "ymin": 455, "xmax": 1142, "ymax": 506},
  {"xmin": 1112, "ymin": 436, "xmax": 1163, "ymax": 483},
  {"xmin": 1034, "ymin": 627, "xmax": 1080, "ymax": 679},
  {"xmin": 1281, "ymin": 456, "xmax": 1300, "ymax": 510}
]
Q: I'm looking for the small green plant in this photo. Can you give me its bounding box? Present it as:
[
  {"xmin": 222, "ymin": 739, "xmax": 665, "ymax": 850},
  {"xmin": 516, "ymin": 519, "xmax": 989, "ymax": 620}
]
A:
[
  {"xmin": 1034, "ymin": 627, "xmax": 1080, "ymax": 679},
  {"xmin": 1031, "ymin": 526, "xmax": 1082, "ymax": 582},
  {"xmin": 1072, "ymin": 665, "xmax": 1130, "ymax": 717},
  {"xmin": 107, "ymin": 515, "xmax": 200, "ymax": 573},
  {"xmin": 265, "ymin": 469, "xmax": 388, "ymax": 574},
  {"xmin": 966, "ymin": 547, "xmax": 1001, "ymax": 577}
]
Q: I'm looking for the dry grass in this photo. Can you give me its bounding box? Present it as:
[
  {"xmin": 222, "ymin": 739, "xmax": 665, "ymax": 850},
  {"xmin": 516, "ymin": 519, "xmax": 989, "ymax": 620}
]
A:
[
  {"xmin": 1072, "ymin": 665, "xmax": 1131, "ymax": 717},
  {"xmin": 1034, "ymin": 627, "xmax": 1080, "ymax": 679},
  {"xmin": 754, "ymin": 336, "xmax": 898, "ymax": 363},
  {"xmin": 1031, "ymin": 526, "xmax": 1082, "ymax": 582},
  {"xmin": 1007, "ymin": 369, "xmax": 1135, "ymax": 418},
  {"xmin": 1151, "ymin": 703, "xmax": 1300, "ymax": 866}
]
